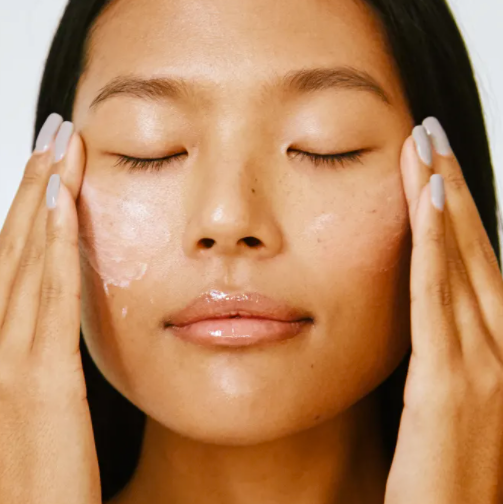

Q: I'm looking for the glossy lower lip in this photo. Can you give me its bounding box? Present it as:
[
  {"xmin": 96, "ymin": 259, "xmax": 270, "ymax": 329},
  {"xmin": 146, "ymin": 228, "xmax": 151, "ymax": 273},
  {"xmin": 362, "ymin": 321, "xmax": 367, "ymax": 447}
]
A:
[{"xmin": 167, "ymin": 317, "xmax": 312, "ymax": 348}]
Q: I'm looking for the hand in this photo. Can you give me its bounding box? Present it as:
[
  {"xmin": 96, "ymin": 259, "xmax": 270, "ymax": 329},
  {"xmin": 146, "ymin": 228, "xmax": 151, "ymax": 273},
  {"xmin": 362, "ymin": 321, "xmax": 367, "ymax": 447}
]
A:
[
  {"xmin": 0, "ymin": 114, "xmax": 101, "ymax": 504},
  {"xmin": 384, "ymin": 117, "xmax": 503, "ymax": 504}
]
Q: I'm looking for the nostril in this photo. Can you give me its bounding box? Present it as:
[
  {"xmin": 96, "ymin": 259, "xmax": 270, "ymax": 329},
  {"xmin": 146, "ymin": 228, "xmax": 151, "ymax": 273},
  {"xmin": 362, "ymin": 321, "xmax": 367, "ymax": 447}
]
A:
[
  {"xmin": 197, "ymin": 237, "xmax": 262, "ymax": 250},
  {"xmin": 199, "ymin": 238, "xmax": 215, "ymax": 249},
  {"xmin": 243, "ymin": 237, "xmax": 262, "ymax": 248}
]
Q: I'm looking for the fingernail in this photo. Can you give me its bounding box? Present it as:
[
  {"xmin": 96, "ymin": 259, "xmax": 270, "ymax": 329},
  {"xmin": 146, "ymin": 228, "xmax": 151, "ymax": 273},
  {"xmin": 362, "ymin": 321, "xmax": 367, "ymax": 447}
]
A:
[
  {"xmin": 54, "ymin": 121, "xmax": 74, "ymax": 163},
  {"xmin": 412, "ymin": 125, "xmax": 432, "ymax": 167},
  {"xmin": 46, "ymin": 174, "xmax": 61, "ymax": 209},
  {"xmin": 423, "ymin": 117, "xmax": 452, "ymax": 156},
  {"xmin": 34, "ymin": 113, "xmax": 64, "ymax": 153},
  {"xmin": 430, "ymin": 174, "xmax": 445, "ymax": 211}
]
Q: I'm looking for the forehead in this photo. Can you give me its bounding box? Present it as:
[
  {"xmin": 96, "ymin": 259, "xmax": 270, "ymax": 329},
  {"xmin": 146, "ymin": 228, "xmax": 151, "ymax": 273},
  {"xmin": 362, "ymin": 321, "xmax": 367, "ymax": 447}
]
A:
[{"xmin": 75, "ymin": 0, "xmax": 406, "ymax": 113}]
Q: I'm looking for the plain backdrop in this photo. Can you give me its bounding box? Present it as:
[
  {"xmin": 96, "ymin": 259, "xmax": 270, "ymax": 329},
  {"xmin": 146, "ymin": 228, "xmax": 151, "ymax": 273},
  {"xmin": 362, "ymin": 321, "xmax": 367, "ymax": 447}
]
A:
[{"xmin": 1, "ymin": 0, "xmax": 502, "ymax": 260}]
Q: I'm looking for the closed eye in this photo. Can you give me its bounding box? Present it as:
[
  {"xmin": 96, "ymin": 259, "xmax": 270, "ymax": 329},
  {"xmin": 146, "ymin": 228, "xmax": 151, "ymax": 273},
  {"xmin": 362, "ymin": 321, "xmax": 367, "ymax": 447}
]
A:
[
  {"xmin": 114, "ymin": 148, "xmax": 368, "ymax": 173},
  {"xmin": 288, "ymin": 149, "xmax": 367, "ymax": 168},
  {"xmin": 114, "ymin": 152, "xmax": 187, "ymax": 172}
]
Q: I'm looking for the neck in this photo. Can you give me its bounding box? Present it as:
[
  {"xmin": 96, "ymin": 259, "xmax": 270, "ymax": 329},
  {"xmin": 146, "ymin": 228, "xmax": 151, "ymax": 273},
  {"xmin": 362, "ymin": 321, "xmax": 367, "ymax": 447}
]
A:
[{"xmin": 109, "ymin": 389, "xmax": 390, "ymax": 504}]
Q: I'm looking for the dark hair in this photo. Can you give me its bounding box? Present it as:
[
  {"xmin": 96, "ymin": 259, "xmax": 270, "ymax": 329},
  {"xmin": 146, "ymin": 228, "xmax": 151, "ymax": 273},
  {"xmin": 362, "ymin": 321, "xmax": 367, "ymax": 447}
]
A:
[{"xmin": 34, "ymin": 0, "xmax": 503, "ymax": 501}]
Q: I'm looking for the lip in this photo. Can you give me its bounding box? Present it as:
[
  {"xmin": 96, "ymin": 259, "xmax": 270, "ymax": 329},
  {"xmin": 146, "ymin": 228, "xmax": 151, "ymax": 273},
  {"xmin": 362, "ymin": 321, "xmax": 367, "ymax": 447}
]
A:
[{"xmin": 164, "ymin": 290, "xmax": 313, "ymax": 348}]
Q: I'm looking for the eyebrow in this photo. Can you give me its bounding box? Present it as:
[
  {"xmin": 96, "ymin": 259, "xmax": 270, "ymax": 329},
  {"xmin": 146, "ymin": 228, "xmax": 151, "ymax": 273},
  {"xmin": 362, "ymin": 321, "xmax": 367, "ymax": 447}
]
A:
[{"xmin": 89, "ymin": 65, "xmax": 393, "ymax": 111}]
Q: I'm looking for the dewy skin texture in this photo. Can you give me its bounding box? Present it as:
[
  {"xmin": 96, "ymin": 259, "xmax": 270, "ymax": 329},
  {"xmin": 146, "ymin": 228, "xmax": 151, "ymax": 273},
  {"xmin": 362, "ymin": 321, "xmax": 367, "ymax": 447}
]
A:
[{"xmin": 78, "ymin": 178, "xmax": 172, "ymax": 295}]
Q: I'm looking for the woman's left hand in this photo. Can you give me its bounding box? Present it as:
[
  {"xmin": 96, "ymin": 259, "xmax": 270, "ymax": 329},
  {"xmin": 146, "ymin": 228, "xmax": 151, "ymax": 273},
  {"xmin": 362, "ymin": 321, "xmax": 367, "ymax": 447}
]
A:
[{"xmin": 384, "ymin": 117, "xmax": 503, "ymax": 504}]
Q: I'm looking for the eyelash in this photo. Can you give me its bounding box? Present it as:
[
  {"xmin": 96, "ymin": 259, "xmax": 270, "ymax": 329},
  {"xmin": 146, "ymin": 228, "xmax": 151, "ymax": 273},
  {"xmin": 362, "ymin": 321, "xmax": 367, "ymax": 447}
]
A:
[{"xmin": 114, "ymin": 149, "xmax": 366, "ymax": 173}]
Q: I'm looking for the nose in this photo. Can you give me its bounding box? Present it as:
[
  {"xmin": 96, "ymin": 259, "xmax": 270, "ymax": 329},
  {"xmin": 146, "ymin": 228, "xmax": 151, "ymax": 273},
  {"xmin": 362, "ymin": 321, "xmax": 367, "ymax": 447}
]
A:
[{"xmin": 182, "ymin": 153, "xmax": 283, "ymax": 260}]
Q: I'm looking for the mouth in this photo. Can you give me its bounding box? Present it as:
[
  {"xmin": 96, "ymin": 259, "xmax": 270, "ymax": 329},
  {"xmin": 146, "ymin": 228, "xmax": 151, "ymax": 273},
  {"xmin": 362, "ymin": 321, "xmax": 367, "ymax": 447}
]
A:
[
  {"xmin": 163, "ymin": 290, "xmax": 314, "ymax": 348},
  {"xmin": 166, "ymin": 317, "xmax": 312, "ymax": 348}
]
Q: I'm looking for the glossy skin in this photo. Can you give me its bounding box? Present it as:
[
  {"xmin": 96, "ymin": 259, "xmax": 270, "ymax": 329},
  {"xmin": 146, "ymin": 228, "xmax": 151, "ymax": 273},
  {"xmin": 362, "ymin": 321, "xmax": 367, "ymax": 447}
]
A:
[{"xmin": 71, "ymin": 0, "xmax": 415, "ymax": 502}]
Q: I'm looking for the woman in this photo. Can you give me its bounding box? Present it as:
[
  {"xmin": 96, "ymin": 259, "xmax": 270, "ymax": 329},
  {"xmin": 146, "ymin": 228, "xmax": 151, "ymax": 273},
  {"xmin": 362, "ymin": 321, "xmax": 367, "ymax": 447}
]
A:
[{"xmin": 0, "ymin": 0, "xmax": 502, "ymax": 502}]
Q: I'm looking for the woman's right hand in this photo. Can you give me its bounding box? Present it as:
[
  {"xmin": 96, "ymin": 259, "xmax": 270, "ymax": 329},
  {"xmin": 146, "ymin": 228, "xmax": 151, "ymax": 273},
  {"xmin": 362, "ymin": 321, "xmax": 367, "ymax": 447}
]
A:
[{"xmin": 0, "ymin": 114, "xmax": 101, "ymax": 504}]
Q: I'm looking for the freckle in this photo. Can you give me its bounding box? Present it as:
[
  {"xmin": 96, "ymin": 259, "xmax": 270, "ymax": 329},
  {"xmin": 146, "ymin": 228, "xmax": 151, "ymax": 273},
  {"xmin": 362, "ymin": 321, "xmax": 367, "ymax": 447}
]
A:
[
  {"xmin": 314, "ymin": 415, "xmax": 320, "ymax": 421},
  {"xmin": 310, "ymin": 363, "xmax": 314, "ymax": 369},
  {"xmin": 252, "ymin": 188, "xmax": 256, "ymax": 194}
]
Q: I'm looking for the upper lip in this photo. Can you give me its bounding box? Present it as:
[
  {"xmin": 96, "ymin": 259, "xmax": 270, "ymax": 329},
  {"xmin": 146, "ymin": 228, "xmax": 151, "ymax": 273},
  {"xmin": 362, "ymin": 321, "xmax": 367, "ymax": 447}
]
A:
[{"xmin": 165, "ymin": 290, "xmax": 313, "ymax": 328}]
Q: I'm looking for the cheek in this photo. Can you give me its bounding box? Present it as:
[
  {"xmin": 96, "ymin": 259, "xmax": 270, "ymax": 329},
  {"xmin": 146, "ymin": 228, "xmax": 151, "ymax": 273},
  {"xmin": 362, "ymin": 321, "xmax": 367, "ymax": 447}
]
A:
[
  {"xmin": 77, "ymin": 179, "xmax": 172, "ymax": 293},
  {"xmin": 301, "ymin": 184, "xmax": 411, "ymax": 279}
]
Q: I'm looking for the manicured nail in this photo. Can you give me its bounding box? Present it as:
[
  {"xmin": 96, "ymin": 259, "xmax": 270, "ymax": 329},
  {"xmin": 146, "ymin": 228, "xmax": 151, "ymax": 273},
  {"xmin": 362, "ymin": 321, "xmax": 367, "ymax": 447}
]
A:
[
  {"xmin": 412, "ymin": 125, "xmax": 432, "ymax": 167},
  {"xmin": 46, "ymin": 174, "xmax": 61, "ymax": 209},
  {"xmin": 34, "ymin": 113, "xmax": 63, "ymax": 153},
  {"xmin": 430, "ymin": 174, "xmax": 445, "ymax": 211},
  {"xmin": 54, "ymin": 121, "xmax": 74, "ymax": 163},
  {"xmin": 423, "ymin": 117, "xmax": 452, "ymax": 156}
]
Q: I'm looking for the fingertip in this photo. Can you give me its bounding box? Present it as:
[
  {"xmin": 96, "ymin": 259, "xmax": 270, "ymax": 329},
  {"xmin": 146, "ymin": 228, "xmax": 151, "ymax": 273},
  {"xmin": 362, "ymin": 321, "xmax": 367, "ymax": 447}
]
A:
[
  {"xmin": 412, "ymin": 125, "xmax": 433, "ymax": 167},
  {"xmin": 400, "ymin": 135, "xmax": 416, "ymax": 173},
  {"xmin": 46, "ymin": 174, "xmax": 61, "ymax": 211},
  {"xmin": 411, "ymin": 181, "xmax": 430, "ymax": 238},
  {"xmin": 400, "ymin": 136, "xmax": 420, "ymax": 205},
  {"xmin": 46, "ymin": 176, "xmax": 78, "ymax": 232},
  {"xmin": 430, "ymin": 174, "xmax": 446, "ymax": 212},
  {"xmin": 61, "ymin": 130, "xmax": 86, "ymax": 200},
  {"xmin": 34, "ymin": 113, "xmax": 64, "ymax": 154}
]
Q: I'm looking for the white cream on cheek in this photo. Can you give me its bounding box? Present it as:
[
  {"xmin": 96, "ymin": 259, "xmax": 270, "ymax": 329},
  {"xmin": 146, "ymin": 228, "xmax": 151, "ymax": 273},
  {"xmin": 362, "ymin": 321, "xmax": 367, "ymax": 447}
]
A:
[{"xmin": 78, "ymin": 179, "xmax": 172, "ymax": 295}]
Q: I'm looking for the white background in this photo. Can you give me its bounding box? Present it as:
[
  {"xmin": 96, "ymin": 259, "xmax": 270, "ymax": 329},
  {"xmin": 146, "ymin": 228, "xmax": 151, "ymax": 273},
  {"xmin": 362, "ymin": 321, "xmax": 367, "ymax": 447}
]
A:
[{"xmin": 1, "ymin": 0, "xmax": 502, "ymax": 259}]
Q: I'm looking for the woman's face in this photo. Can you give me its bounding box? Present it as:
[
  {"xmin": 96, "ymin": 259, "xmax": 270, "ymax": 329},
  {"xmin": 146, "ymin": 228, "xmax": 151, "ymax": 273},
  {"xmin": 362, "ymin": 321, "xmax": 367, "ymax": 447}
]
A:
[{"xmin": 73, "ymin": 0, "xmax": 414, "ymax": 443}]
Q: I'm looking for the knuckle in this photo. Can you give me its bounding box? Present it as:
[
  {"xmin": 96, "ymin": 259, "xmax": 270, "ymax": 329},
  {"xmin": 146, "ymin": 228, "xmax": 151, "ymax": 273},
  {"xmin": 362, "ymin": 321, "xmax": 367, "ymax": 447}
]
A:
[
  {"xmin": 40, "ymin": 281, "xmax": 66, "ymax": 302},
  {"xmin": 446, "ymin": 252, "xmax": 467, "ymax": 277},
  {"xmin": 45, "ymin": 227, "xmax": 64, "ymax": 248},
  {"xmin": 0, "ymin": 360, "xmax": 31, "ymax": 400},
  {"xmin": 427, "ymin": 278, "xmax": 453, "ymax": 308},
  {"xmin": 470, "ymin": 364, "xmax": 503, "ymax": 401},
  {"xmin": 21, "ymin": 163, "xmax": 49, "ymax": 190},
  {"xmin": 45, "ymin": 227, "xmax": 79, "ymax": 252},
  {"xmin": 30, "ymin": 357, "xmax": 87, "ymax": 404},
  {"xmin": 40, "ymin": 281, "xmax": 81, "ymax": 305},
  {"xmin": 0, "ymin": 364, "xmax": 17, "ymax": 397},
  {"xmin": 404, "ymin": 359, "xmax": 461, "ymax": 411},
  {"xmin": 29, "ymin": 361, "xmax": 56, "ymax": 397},
  {"xmin": 440, "ymin": 370, "xmax": 466, "ymax": 399},
  {"xmin": 0, "ymin": 356, "xmax": 86, "ymax": 407},
  {"xmin": 404, "ymin": 371, "xmax": 466, "ymax": 416},
  {"xmin": 444, "ymin": 170, "xmax": 466, "ymax": 192},
  {"xmin": 0, "ymin": 239, "xmax": 22, "ymax": 264},
  {"xmin": 427, "ymin": 372, "xmax": 468, "ymax": 412},
  {"xmin": 471, "ymin": 235, "xmax": 499, "ymax": 270},
  {"xmin": 425, "ymin": 226, "xmax": 445, "ymax": 246},
  {"xmin": 22, "ymin": 155, "xmax": 52, "ymax": 185},
  {"xmin": 18, "ymin": 244, "xmax": 45, "ymax": 270}
]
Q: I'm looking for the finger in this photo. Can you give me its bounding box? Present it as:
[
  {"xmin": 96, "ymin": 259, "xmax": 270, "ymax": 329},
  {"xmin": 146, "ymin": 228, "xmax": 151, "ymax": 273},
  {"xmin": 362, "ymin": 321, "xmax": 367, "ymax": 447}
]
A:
[
  {"xmin": 403, "ymin": 128, "xmax": 460, "ymax": 360},
  {"xmin": 33, "ymin": 176, "xmax": 81, "ymax": 359},
  {"xmin": 415, "ymin": 116, "xmax": 496, "ymax": 359},
  {"xmin": 443, "ymin": 206, "xmax": 497, "ymax": 361},
  {"xmin": 404, "ymin": 125, "xmax": 494, "ymax": 362},
  {"xmin": 57, "ymin": 127, "xmax": 86, "ymax": 200},
  {"xmin": 0, "ymin": 113, "xmax": 63, "ymax": 326},
  {"xmin": 423, "ymin": 117, "xmax": 503, "ymax": 351},
  {"xmin": 409, "ymin": 132, "xmax": 460, "ymax": 363},
  {"xmin": 0, "ymin": 123, "xmax": 80, "ymax": 358},
  {"xmin": 400, "ymin": 134, "xmax": 432, "ymax": 230}
]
